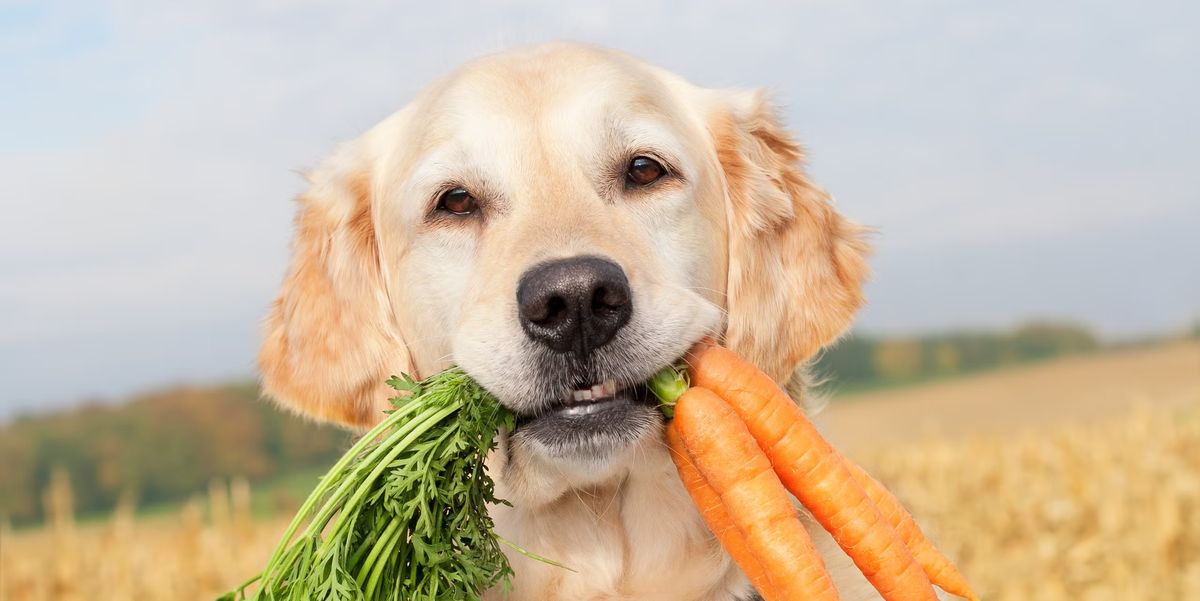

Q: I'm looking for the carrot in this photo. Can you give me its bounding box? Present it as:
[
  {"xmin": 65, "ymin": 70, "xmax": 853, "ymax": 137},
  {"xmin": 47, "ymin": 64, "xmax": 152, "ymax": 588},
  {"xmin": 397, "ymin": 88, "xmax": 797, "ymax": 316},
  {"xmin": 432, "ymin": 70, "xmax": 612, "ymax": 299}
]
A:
[
  {"xmin": 665, "ymin": 422, "xmax": 780, "ymax": 601},
  {"xmin": 687, "ymin": 343, "xmax": 938, "ymax": 601},
  {"xmin": 673, "ymin": 387, "xmax": 841, "ymax": 601},
  {"xmin": 845, "ymin": 460, "xmax": 979, "ymax": 601}
]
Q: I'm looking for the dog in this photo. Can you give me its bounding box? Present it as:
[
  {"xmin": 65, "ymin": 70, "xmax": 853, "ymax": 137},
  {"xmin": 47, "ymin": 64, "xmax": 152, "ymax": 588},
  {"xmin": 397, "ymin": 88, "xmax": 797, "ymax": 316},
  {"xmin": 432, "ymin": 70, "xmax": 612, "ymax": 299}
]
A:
[{"xmin": 259, "ymin": 42, "xmax": 879, "ymax": 601}]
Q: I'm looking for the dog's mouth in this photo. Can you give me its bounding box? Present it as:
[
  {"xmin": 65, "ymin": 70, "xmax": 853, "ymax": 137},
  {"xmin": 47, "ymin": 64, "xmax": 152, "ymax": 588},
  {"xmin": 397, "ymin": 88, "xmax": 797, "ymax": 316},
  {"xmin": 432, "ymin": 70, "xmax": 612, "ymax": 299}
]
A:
[
  {"xmin": 512, "ymin": 378, "xmax": 661, "ymax": 458},
  {"xmin": 516, "ymin": 379, "xmax": 657, "ymax": 424},
  {"xmin": 551, "ymin": 380, "xmax": 654, "ymax": 416}
]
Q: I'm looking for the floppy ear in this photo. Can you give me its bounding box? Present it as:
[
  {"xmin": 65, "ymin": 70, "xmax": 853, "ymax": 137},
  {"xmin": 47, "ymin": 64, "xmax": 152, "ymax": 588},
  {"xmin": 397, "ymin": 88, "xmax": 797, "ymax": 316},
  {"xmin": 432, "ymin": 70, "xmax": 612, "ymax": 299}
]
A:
[
  {"xmin": 713, "ymin": 90, "xmax": 871, "ymax": 384},
  {"xmin": 258, "ymin": 145, "xmax": 413, "ymax": 429}
]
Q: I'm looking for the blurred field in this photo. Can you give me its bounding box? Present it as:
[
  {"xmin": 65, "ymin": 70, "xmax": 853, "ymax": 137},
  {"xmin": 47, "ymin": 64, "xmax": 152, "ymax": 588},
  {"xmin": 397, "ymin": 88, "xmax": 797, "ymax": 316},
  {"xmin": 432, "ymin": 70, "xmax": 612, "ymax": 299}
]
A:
[
  {"xmin": 828, "ymin": 341, "xmax": 1200, "ymax": 601},
  {"xmin": 2, "ymin": 342, "xmax": 1198, "ymax": 600},
  {"xmin": 823, "ymin": 341, "xmax": 1200, "ymax": 451},
  {"xmin": 0, "ymin": 477, "xmax": 291, "ymax": 600}
]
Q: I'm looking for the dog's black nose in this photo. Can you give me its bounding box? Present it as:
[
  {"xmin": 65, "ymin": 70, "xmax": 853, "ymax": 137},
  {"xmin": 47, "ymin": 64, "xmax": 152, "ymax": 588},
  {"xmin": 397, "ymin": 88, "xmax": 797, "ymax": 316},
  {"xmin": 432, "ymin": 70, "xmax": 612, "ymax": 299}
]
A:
[{"xmin": 517, "ymin": 256, "xmax": 632, "ymax": 357}]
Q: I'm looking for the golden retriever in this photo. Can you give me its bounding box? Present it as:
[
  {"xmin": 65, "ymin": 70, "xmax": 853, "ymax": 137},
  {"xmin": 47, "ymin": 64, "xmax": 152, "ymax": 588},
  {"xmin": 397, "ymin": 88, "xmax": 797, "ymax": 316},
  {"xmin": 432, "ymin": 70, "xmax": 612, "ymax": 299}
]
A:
[{"xmin": 258, "ymin": 42, "xmax": 880, "ymax": 601}]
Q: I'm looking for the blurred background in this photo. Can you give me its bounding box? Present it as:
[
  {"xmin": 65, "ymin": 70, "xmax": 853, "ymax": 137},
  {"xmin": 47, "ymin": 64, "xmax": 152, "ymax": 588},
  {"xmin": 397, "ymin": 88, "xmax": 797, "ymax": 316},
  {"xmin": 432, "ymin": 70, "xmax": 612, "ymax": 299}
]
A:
[{"xmin": 1, "ymin": 1, "xmax": 1197, "ymax": 600}]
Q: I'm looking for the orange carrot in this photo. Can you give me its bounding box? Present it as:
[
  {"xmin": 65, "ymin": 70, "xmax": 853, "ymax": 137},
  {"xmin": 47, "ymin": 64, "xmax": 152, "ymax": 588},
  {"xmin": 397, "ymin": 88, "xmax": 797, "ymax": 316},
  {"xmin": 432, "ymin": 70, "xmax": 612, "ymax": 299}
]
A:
[
  {"xmin": 687, "ymin": 343, "xmax": 938, "ymax": 601},
  {"xmin": 666, "ymin": 422, "xmax": 780, "ymax": 601},
  {"xmin": 845, "ymin": 460, "xmax": 979, "ymax": 601},
  {"xmin": 673, "ymin": 387, "xmax": 840, "ymax": 601}
]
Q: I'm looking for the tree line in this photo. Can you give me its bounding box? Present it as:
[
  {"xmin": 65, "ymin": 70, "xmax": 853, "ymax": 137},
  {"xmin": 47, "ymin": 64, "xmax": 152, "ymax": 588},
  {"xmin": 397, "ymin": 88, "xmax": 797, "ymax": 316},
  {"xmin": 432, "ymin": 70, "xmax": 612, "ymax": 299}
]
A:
[
  {"xmin": 0, "ymin": 383, "xmax": 351, "ymax": 524},
  {"xmin": 811, "ymin": 321, "xmax": 1100, "ymax": 390}
]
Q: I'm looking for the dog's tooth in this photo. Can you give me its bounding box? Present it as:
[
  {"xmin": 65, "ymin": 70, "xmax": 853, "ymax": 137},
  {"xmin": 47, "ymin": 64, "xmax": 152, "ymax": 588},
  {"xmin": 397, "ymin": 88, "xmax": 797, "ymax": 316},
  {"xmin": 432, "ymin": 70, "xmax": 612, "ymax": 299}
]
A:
[{"xmin": 572, "ymin": 389, "xmax": 592, "ymax": 402}]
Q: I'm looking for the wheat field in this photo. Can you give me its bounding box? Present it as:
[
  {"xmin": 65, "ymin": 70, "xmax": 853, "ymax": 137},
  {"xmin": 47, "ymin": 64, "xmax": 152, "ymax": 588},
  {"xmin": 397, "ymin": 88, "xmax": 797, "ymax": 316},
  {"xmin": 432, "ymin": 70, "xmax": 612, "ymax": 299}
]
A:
[
  {"xmin": 863, "ymin": 404, "xmax": 1200, "ymax": 600},
  {"xmin": 3, "ymin": 343, "xmax": 1198, "ymax": 601}
]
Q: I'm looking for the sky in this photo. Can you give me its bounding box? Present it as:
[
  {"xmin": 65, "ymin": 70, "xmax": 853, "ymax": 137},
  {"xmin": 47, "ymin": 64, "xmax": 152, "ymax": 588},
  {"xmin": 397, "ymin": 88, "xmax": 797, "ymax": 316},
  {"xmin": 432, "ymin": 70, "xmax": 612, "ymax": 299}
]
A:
[{"xmin": 2, "ymin": 0, "xmax": 1197, "ymax": 414}]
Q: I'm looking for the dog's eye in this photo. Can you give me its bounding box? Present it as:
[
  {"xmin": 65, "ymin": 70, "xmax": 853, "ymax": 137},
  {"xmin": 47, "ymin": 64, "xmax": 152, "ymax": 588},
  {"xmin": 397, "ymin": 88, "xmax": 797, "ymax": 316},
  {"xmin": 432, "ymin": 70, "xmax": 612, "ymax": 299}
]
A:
[
  {"xmin": 626, "ymin": 156, "xmax": 665, "ymax": 186},
  {"xmin": 437, "ymin": 188, "xmax": 478, "ymax": 215}
]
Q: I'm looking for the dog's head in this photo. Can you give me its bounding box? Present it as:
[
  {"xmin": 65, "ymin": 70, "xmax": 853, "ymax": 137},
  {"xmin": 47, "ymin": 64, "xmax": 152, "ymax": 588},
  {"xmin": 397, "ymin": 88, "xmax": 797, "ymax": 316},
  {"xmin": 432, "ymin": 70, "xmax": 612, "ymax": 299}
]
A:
[{"xmin": 259, "ymin": 43, "xmax": 868, "ymax": 490}]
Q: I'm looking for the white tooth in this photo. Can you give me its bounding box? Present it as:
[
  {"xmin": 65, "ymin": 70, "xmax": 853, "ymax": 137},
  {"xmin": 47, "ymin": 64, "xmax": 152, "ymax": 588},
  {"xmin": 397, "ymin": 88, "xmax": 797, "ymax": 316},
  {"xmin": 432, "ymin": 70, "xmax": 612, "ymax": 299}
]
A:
[
  {"xmin": 573, "ymin": 389, "xmax": 592, "ymax": 402},
  {"xmin": 591, "ymin": 384, "xmax": 605, "ymax": 398},
  {"xmin": 603, "ymin": 380, "xmax": 616, "ymax": 396}
]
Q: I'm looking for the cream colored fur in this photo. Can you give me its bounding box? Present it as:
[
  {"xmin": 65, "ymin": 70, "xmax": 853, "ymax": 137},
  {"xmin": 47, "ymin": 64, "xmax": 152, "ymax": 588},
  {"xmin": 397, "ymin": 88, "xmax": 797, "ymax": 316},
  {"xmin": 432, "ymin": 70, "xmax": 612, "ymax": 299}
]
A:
[{"xmin": 259, "ymin": 43, "xmax": 880, "ymax": 601}]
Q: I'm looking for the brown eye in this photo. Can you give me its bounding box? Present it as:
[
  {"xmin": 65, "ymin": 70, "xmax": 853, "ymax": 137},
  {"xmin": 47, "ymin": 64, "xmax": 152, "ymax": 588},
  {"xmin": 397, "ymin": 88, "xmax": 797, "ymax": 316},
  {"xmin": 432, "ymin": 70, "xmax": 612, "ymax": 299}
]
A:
[
  {"xmin": 627, "ymin": 156, "xmax": 665, "ymax": 186},
  {"xmin": 437, "ymin": 188, "xmax": 478, "ymax": 215}
]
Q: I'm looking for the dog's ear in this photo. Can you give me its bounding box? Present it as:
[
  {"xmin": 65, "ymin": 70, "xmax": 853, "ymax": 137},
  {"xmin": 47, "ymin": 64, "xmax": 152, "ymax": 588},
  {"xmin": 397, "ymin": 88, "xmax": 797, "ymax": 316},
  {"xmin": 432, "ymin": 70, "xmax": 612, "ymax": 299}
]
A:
[
  {"xmin": 258, "ymin": 144, "xmax": 413, "ymax": 429},
  {"xmin": 712, "ymin": 90, "xmax": 870, "ymax": 383}
]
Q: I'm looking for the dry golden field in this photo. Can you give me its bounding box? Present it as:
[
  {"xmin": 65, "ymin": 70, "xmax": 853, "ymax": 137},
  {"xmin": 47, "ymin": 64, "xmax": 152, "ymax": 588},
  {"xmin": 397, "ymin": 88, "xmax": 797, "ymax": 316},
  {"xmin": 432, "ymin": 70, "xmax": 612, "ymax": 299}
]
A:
[
  {"xmin": 2, "ymin": 342, "xmax": 1198, "ymax": 601},
  {"xmin": 0, "ymin": 478, "xmax": 290, "ymax": 601}
]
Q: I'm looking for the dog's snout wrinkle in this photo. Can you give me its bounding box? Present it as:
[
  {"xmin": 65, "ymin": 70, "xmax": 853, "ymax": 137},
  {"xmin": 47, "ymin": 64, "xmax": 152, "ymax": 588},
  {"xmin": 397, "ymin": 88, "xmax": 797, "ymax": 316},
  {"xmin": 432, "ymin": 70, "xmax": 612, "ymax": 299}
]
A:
[{"xmin": 517, "ymin": 256, "xmax": 633, "ymax": 358}]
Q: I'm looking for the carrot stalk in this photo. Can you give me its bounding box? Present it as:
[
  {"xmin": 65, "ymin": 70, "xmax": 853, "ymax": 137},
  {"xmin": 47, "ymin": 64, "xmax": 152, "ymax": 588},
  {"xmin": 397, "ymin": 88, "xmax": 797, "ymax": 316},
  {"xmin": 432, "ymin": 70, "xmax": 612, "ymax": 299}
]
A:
[
  {"xmin": 673, "ymin": 387, "xmax": 841, "ymax": 601},
  {"xmin": 845, "ymin": 460, "xmax": 980, "ymax": 601},
  {"xmin": 687, "ymin": 344, "xmax": 939, "ymax": 601},
  {"xmin": 666, "ymin": 422, "xmax": 780, "ymax": 601}
]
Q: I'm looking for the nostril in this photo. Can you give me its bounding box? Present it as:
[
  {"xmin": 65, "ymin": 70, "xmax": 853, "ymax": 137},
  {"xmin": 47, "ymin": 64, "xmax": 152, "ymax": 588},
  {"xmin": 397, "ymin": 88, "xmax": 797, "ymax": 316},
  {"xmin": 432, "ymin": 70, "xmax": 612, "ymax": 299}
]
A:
[
  {"xmin": 592, "ymin": 286, "xmax": 628, "ymax": 312},
  {"xmin": 538, "ymin": 296, "xmax": 568, "ymax": 325}
]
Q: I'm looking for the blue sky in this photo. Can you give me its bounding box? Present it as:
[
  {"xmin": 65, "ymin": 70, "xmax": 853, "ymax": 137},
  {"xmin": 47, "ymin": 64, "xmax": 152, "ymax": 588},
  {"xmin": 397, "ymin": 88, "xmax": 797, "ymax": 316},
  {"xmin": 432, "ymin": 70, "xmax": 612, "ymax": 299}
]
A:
[{"xmin": 2, "ymin": 0, "xmax": 1197, "ymax": 413}]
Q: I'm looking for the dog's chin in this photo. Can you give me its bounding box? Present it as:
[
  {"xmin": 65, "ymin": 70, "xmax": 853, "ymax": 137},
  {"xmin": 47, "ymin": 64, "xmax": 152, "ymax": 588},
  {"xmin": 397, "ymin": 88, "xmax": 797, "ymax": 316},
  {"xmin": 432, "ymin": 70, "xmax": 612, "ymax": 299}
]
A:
[{"xmin": 513, "ymin": 382, "xmax": 663, "ymax": 461}]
